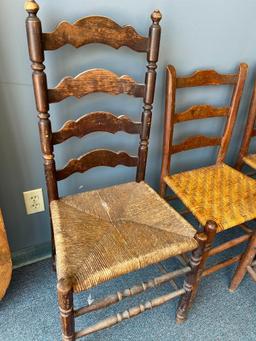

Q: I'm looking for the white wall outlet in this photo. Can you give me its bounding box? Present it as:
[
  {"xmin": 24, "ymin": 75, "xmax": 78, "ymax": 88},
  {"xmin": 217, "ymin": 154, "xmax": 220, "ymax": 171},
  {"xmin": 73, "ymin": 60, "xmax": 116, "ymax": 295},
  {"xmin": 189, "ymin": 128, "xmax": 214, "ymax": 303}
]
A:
[{"xmin": 23, "ymin": 188, "xmax": 45, "ymax": 215}]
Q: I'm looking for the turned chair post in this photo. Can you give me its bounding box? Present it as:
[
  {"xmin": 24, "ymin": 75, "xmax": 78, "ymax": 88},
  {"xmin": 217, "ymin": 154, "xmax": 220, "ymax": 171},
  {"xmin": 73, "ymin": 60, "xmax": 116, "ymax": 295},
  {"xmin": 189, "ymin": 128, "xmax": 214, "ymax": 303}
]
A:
[
  {"xmin": 136, "ymin": 11, "xmax": 161, "ymax": 182},
  {"xmin": 25, "ymin": 0, "xmax": 59, "ymax": 264},
  {"xmin": 229, "ymin": 231, "xmax": 256, "ymax": 291},
  {"xmin": 58, "ymin": 279, "xmax": 75, "ymax": 341},
  {"xmin": 176, "ymin": 220, "xmax": 217, "ymax": 323}
]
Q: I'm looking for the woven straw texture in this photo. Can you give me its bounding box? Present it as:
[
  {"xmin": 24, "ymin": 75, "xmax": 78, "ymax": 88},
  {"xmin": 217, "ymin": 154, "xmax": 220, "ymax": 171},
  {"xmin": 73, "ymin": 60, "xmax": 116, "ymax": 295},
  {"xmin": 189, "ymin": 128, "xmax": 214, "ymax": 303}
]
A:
[
  {"xmin": 50, "ymin": 181, "xmax": 197, "ymax": 293},
  {"xmin": 165, "ymin": 163, "xmax": 256, "ymax": 232},
  {"xmin": 243, "ymin": 154, "xmax": 256, "ymax": 170}
]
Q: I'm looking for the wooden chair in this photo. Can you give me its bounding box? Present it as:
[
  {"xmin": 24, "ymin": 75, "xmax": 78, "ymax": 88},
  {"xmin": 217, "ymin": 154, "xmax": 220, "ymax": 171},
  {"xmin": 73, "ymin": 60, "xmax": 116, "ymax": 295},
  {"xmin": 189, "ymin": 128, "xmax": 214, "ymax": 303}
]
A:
[
  {"xmin": 25, "ymin": 1, "xmax": 214, "ymax": 339},
  {"xmin": 159, "ymin": 64, "xmax": 256, "ymax": 294},
  {"xmin": 229, "ymin": 78, "xmax": 256, "ymax": 291}
]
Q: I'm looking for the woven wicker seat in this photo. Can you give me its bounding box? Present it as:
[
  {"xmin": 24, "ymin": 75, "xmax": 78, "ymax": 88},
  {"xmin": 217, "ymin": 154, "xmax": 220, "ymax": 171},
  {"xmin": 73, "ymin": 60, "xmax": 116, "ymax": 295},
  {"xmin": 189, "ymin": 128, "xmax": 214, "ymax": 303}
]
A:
[
  {"xmin": 51, "ymin": 181, "xmax": 197, "ymax": 293},
  {"xmin": 242, "ymin": 154, "xmax": 256, "ymax": 170},
  {"xmin": 164, "ymin": 163, "xmax": 256, "ymax": 232}
]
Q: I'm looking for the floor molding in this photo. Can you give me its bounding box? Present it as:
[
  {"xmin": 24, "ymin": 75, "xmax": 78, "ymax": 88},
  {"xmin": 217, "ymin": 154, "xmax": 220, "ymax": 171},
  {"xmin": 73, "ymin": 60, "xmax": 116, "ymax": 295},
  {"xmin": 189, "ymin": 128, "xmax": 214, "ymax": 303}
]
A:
[{"xmin": 12, "ymin": 242, "xmax": 51, "ymax": 269}]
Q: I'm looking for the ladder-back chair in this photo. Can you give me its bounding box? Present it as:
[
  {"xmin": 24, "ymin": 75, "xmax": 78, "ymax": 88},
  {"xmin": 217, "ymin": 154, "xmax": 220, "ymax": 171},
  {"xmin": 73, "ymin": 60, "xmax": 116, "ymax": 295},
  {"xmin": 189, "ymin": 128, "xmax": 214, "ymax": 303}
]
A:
[
  {"xmin": 25, "ymin": 1, "xmax": 213, "ymax": 339},
  {"xmin": 159, "ymin": 64, "xmax": 256, "ymax": 296},
  {"xmin": 236, "ymin": 77, "xmax": 256, "ymax": 171},
  {"xmin": 229, "ymin": 78, "xmax": 256, "ymax": 291}
]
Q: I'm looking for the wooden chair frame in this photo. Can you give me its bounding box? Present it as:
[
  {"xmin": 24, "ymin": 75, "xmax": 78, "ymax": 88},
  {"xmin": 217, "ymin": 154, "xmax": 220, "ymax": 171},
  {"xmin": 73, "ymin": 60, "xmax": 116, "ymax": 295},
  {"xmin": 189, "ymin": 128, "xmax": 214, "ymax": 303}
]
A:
[
  {"xmin": 24, "ymin": 1, "xmax": 215, "ymax": 339},
  {"xmin": 229, "ymin": 78, "xmax": 256, "ymax": 291},
  {"xmin": 236, "ymin": 77, "xmax": 256, "ymax": 172},
  {"xmin": 160, "ymin": 63, "xmax": 250, "ymax": 281}
]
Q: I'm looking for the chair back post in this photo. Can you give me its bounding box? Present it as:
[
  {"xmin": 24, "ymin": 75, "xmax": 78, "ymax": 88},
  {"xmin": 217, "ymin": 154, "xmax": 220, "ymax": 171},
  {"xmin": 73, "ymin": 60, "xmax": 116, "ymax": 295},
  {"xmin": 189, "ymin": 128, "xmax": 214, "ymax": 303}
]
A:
[
  {"xmin": 236, "ymin": 78, "xmax": 256, "ymax": 169},
  {"xmin": 217, "ymin": 63, "xmax": 248, "ymax": 163},
  {"xmin": 160, "ymin": 65, "xmax": 176, "ymax": 196},
  {"xmin": 25, "ymin": 0, "xmax": 59, "ymax": 203},
  {"xmin": 136, "ymin": 10, "xmax": 161, "ymax": 182}
]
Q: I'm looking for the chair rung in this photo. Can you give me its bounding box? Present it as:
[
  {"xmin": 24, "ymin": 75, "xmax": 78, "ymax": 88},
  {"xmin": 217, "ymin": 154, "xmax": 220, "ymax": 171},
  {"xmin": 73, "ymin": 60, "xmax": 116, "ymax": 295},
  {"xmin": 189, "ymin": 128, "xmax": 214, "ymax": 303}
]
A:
[
  {"xmin": 176, "ymin": 254, "xmax": 190, "ymax": 266},
  {"xmin": 247, "ymin": 265, "xmax": 256, "ymax": 282},
  {"xmin": 75, "ymin": 288, "xmax": 185, "ymax": 339},
  {"xmin": 74, "ymin": 266, "xmax": 190, "ymax": 317},
  {"xmin": 203, "ymin": 254, "xmax": 242, "ymax": 277},
  {"xmin": 157, "ymin": 263, "xmax": 179, "ymax": 290},
  {"xmin": 240, "ymin": 224, "xmax": 253, "ymax": 234},
  {"xmin": 208, "ymin": 234, "xmax": 250, "ymax": 257}
]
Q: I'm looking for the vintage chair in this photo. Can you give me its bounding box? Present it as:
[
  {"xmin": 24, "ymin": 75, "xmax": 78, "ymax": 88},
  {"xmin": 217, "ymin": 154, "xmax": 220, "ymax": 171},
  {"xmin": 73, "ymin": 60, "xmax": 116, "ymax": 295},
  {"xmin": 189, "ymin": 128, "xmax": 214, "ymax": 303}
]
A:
[
  {"xmin": 229, "ymin": 78, "xmax": 256, "ymax": 291},
  {"xmin": 25, "ymin": 1, "xmax": 214, "ymax": 339},
  {"xmin": 159, "ymin": 63, "xmax": 256, "ymax": 291}
]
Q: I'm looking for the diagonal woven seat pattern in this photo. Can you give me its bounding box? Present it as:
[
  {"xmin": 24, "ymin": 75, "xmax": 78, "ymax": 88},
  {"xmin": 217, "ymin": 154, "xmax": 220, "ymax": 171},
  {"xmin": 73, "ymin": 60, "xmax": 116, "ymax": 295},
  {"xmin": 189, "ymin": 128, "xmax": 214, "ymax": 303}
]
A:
[
  {"xmin": 50, "ymin": 181, "xmax": 197, "ymax": 293},
  {"xmin": 243, "ymin": 153, "xmax": 256, "ymax": 170},
  {"xmin": 164, "ymin": 163, "xmax": 256, "ymax": 232}
]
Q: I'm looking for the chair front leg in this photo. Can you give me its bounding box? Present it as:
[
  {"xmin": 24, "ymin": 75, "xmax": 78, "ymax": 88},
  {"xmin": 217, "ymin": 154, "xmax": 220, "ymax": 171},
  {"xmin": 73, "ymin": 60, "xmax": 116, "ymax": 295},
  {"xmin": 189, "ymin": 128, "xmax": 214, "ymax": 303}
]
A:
[
  {"xmin": 58, "ymin": 279, "xmax": 75, "ymax": 341},
  {"xmin": 229, "ymin": 231, "xmax": 256, "ymax": 292},
  {"xmin": 176, "ymin": 220, "xmax": 217, "ymax": 323}
]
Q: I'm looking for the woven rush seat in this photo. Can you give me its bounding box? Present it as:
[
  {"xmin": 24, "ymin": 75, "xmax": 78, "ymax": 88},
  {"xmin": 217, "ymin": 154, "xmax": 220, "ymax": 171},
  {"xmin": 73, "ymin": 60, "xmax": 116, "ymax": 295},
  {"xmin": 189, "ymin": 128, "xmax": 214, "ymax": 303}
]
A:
[
  {"xmin": 50, "ymin": 181, "xmax": 197, "ymax": 293},
  {"xmin": 164, "ymin": 163, "xmax": 256, "ymax": 232},
  {"xmin": 243, "ymin": 154, "xmax": 256, "ymax": 169}
]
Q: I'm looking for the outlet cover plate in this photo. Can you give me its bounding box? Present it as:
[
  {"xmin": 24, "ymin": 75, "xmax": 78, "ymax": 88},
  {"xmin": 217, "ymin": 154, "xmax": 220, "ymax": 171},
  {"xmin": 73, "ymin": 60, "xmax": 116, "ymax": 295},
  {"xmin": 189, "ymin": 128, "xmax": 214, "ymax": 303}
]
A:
[{"xmin": 23, "ymin": 188, "xmax": 45, "ymax": 215}]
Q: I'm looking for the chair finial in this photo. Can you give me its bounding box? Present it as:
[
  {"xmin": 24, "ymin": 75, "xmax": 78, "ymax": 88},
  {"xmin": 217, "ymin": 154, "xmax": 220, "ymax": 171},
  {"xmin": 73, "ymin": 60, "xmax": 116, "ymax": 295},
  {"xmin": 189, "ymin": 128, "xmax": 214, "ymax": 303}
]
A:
[
  {"xmin": 24, "ymin": 0, "xmax": 39, "ymax": 15},
  {"xmin": 151, "ymin": 10, "xmax": 162, "ymax": 24}
]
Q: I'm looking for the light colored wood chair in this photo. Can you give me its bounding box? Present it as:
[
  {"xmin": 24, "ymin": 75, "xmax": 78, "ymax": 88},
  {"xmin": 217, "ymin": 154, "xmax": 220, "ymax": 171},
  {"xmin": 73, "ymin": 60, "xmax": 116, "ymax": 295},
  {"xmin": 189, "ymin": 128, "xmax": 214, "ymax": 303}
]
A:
[
  {"xmin": 159, "ymin": 64, "xmax": 256, "ymax": 296},
  {"xmin": 229, "ymin": 77, "xmax": 256, "ymax": 291},
  {"xmin": 25, "ymin": 2, "xmax": 214, "ymax": 339}
]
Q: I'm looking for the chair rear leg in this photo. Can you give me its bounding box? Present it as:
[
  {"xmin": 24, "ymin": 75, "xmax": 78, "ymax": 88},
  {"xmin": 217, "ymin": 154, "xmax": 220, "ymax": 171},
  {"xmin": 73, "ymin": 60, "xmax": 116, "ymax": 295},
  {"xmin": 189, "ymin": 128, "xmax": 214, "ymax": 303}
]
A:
[
  {"xmin": 58, "ymin": 279, "xmax": 75, "ymax": 341},
  {"xmin": 229, "ymin": 231, "xmax": 256, "ymax": 292},
  {"xmin": 176, "ymin": 220, "xmax": 217, "ymax": 323}
]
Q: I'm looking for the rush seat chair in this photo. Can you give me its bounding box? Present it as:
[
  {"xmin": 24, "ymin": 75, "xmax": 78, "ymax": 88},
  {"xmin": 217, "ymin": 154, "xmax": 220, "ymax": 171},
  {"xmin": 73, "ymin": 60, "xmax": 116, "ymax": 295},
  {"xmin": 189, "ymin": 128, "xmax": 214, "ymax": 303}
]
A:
[
  {"xmin": 159, "ymin": 63, "xmax": 256, "ymax": 295},
  {"xmin": 25, "ymin": 2, "xmax": 213, "ymax": 339}
]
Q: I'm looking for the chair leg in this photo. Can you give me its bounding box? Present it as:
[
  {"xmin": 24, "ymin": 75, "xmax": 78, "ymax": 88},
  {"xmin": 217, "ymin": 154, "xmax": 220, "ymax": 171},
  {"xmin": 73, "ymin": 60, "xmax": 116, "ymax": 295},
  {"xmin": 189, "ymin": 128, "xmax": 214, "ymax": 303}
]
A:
[
  {"xmin": 176, "ymin": 220, "xmax": 217, "ymax": 323},
  {"xmin": 229, "ymin": 231, "xmax": 256, "ymax": 292},
  {"xmin": 57, "ymin": 279, "xmax": 75, "ymax": 341}
]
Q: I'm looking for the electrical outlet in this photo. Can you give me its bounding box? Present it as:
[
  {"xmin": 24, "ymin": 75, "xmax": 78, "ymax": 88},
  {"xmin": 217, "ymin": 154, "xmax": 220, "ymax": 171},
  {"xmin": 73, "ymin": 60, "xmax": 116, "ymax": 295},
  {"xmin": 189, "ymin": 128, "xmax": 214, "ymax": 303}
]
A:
[{"xmin": 23, "ymin": 188, "xmax": 45, "ymax": 215}]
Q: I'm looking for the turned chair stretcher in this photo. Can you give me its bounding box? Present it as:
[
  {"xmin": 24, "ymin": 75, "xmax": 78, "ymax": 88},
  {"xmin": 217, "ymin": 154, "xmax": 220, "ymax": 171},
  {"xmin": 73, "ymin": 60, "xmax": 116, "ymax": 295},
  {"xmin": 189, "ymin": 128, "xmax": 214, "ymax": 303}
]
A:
[{"xmin": 24, "ymin": 1, "xmax": 214, "ymax": 340}]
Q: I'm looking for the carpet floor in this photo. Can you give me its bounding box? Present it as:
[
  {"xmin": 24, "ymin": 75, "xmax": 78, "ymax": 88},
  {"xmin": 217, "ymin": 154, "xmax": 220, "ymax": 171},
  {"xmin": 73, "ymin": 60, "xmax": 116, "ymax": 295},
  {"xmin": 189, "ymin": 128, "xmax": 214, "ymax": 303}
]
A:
[{"xmin": 1, "ymin": 229, "xmax": 256, "ymax": 341}]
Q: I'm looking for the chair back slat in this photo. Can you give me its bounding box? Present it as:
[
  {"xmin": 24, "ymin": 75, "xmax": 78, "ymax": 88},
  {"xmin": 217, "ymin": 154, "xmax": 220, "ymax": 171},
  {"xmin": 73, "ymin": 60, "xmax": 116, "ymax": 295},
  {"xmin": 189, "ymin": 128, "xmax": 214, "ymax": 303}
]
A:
[
  {"xmin": 56, "ymin": 150, "xmax": 138, "ymax": 181},
  {"xmin": 172, "ymin": 135, "xmax": 222, "ymax": 154},
  {"xmin": 160, "ymin": 63, "xmax": 248, "ymax": 196},
  {"xmin": 176, "ymin": 69, "xmax": 238, "ymax": 88},
  {"xmin": 52, "ymin": 112, "xmax": 141, "ymax": 145},
  {"xmin": 43, "ymin": 16, "xmax": 149, "ymax": 52},
  {"xmin": 174, "ymin": 105, "xmax": 229, "ymax": 123},
  {"xmin": 48, "ymin": 69, "xmax": 145, "ymax": 103}
]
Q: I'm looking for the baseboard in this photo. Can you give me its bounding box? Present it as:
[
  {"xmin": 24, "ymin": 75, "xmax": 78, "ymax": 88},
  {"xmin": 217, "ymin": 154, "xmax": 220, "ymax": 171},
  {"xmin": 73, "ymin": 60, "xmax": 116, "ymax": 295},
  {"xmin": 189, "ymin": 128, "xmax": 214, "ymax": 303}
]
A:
[{"xmin": 12, "ymin": 242, "xmax": 51, "ymax": 269}]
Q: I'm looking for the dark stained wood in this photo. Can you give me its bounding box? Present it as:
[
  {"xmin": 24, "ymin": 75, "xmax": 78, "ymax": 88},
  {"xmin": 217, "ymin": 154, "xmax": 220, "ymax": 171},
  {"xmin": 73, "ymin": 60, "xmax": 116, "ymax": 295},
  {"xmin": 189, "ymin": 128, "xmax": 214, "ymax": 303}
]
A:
[
  {"xmin": 174, "ymin": 105, "xmax": 229, "ymax": 123},
  {"xmin": 43, "ymin": 16, "xmax": 148, "ymax": 52},
  {"xmin": 208, "ymin": 234, "xmax": 250, "ymax": 257},
  {"xmin": 203, "ymin": 254, "xmax": 242, "ymax": 277},
  {"xmin": 176, "ymin": 220, "xmax": 217, "ymax": 323},
  {"xmin": 48, "ymin": 69, "xmax": 145, "ymax": 103},
  {"xmin": 136, "ymin": 10, "xmax": 161, "ymax": 182},
  {"xmin": 236, "ymin": 77, "xmax": 256, "ymax": 169},
  {"xmin": 25, "ymin": 2, "xmax": 165, "ymax": 339},
  {"xmin": 175, "ymin": 69, "xmax": 238, "ymax": 88},
  {"xmin": 217, "ymin": 63, "xmax": 248, "ymax": 163},
  {"xmin": 74, "ymin": 267, "xmax": 190, "ymax": 317},
  {"xmin": 56, "ymin": 150, "xmax": 138, "ymax": 181},
  {"xmin": 76, "ymin": 289, "xmax": 185, "ymax": 339},
  {"xmin": 172, "ymin": 135, "xmax": 221, "ymax": 154},
  {"xmin": 0, "ymin": 210, "xmax": 12, "ymax": 300},
  {"xmin": 52, "ymin": 112, "xmax": 141, "ymax": 145},
  {"xmin": 57, "ymin": 279, "xmax": 75, "ymax": 341},
  {"xmin": 229, "ymin": 231, "xmax": 256, "ymax": 291}
]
